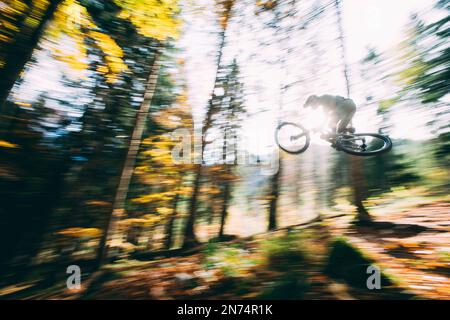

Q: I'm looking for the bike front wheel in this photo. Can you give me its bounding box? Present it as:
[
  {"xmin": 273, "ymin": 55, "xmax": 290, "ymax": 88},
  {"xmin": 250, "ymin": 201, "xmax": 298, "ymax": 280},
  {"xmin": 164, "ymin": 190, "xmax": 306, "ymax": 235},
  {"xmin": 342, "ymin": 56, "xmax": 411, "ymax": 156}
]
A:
[
  {"xmin": 336, "ymin": 133, "xmax": 392, "ymax": 156},
  {"xmin": 275, "ymin": 122, "xmax": 310, "ymax": 154}
]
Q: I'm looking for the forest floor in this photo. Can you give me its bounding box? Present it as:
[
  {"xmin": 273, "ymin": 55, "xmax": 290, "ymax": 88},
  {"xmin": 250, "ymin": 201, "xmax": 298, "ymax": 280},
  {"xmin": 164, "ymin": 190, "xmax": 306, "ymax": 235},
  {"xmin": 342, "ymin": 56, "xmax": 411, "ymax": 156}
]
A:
[
  {"xmin": 324, "ymin": 196, "xmax": 450, "ymax": 299},
  {"xmin": 1, "ymin": 193, "xmax": 449, "ymax": 300}
]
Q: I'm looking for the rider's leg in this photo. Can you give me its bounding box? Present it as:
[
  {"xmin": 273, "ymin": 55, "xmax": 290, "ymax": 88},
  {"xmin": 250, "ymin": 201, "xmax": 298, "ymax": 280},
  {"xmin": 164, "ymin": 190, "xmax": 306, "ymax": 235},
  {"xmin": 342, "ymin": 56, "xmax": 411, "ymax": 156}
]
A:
[
  {"xmin": 328, "ymin": 114, "xmax": 339, "ymax": 134},
  {"xmin": 337, "ymin": 114, "xmax": 352, "ymax": 132},
  {"xmin": 337, "ymin": 101, "xmax": 356, "ymax": 133},
  {"xmin": 321, "ymin": 115, "xmax": 339, "ymax": 143}
]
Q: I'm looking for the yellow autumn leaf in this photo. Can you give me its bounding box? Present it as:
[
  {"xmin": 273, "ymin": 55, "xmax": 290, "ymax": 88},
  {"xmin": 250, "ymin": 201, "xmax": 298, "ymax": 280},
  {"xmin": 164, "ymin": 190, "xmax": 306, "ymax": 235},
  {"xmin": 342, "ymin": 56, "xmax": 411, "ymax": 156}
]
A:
[
  {"xmin": 15, "ymin": 101, "xmax": 32, "ymax": 107},
  {"xmin": 113, "ymin": 0, "xmax": 180, "ymax": 40},
  {"xmin": 0, "ymin": 140, "xmax": 18, "ymax": 148},
  {"xmin": 46, "ymin": 0, "xmax": 127, "ymax": 80},
  {"xmin": 85, "ymin": 200, "xmax": 110, "ymax": 206},
  {"xmin": 57, "ymin": 227, "xmax": 102, "ymax": 238},
  {"xmin": 156, "ymin": 207, "xmax": 172, "ymax": 215}
]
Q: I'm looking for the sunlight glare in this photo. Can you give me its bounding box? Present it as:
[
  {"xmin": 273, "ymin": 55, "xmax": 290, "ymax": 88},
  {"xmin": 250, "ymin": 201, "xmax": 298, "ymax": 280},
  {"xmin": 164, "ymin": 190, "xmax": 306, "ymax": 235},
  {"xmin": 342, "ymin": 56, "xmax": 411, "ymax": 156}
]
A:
[{"xmin": 303, "ymin": 106, "xmax": 327, "ymax": 131}]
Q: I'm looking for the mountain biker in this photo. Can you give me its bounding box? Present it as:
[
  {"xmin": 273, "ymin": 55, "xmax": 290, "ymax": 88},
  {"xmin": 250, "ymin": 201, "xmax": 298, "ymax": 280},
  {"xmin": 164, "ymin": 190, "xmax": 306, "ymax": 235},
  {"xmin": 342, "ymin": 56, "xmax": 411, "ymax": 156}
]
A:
[{"xmin": 303, "ymin": 94, "xmax": 356, "ymax": 134}]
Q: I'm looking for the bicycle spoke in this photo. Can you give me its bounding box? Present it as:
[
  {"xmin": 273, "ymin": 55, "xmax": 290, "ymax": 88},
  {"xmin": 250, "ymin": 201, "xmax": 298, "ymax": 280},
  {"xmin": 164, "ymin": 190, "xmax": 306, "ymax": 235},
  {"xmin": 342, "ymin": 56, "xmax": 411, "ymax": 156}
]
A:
[{"xmin": 291, "ymin": 132, "xmax": 306, "ymax": 140}]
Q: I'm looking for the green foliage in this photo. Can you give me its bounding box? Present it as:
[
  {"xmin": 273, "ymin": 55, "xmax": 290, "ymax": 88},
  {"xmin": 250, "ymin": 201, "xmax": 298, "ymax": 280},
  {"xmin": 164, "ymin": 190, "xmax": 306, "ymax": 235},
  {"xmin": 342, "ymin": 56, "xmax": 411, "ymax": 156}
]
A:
[
  {"xmin": 259, "ymin": 233, "xmax": 310, "ymax": 299},
  {"xmin": 377, "ymin": 98, "xmax": 398, "ymax": 113},
  {"xmin": 261, "ymin": 233, "xmax": 307, "ymax": 273},
  {"xmin": 363, "ymin": 145, "xmax": 421, "ymax": 197},
  {"xmin": 395, "ymin": 7, "xmax": 450, "ymax": 103},
  {"xmin": 203, "ymin": 242, "xmax": 257, "ymax": 276},
  {"xmin": 434, "ymin": 132, "xmax": 450, "ymax": 163},
  {"xmin": 0, "ymin": 96, "xmax": 70, "ymax": 274},
  {"xmin": 259, "ymin": 272, "xmax": 309, "ymax": 299}
]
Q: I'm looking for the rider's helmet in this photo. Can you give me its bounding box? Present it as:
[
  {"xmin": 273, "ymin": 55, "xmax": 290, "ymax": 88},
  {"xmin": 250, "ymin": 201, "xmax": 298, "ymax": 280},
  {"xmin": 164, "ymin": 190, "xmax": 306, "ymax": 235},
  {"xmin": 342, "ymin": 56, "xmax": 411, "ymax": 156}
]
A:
[{"xmin": 304, "ymin": 95, "xmax": 320, "ymax": 109}]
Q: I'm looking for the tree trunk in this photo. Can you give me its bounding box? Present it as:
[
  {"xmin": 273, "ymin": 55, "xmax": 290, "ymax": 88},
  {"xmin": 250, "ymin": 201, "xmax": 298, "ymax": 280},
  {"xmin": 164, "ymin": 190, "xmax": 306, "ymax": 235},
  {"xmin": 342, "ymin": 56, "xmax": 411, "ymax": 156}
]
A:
[
  {"xmin": 218, "ymin": 180, "xmax": 231, "ymax": 238},
  {"xmin": 164, "ymin": 191, "xmax": 179, "ymax": 250},
  {"xmin": 183, "ymin": 164, "xmax": 202, "ymax": 249},
  {"xmin": 334, "ymin": 0, "xmax": 370, "ymax": 222},
  {"xmin": 334, "ymin": 0, "xmax": 351, "ymax": 98},
  {"xmin": 182, "ymin": 0, "xmax": 236, "ymax": 248},
  {"xmin": 350, "ymin": 156, "xmax": 371, "ymax": 223},
  {"xmin": 182, "ymin": 31, "xmax": 228, "ymax": 249},
  {"xmin": 268, "ymin": 157, "xmax": 282, "ymax": 231},
  {"xmin": 0, "ymin": 0, "xmax": 63, "ymax": 109},
  {"xmin": 96, "ymin": 45, "xmax": 162, "ymax": 269}
]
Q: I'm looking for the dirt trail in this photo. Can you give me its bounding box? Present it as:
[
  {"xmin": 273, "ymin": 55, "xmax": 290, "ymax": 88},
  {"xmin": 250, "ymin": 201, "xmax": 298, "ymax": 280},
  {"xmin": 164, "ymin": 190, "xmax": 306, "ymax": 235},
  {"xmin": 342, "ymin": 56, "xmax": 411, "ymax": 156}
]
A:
[{"xmin": 326, "ymin": 201, "xmax": 450, "ymax": 299}]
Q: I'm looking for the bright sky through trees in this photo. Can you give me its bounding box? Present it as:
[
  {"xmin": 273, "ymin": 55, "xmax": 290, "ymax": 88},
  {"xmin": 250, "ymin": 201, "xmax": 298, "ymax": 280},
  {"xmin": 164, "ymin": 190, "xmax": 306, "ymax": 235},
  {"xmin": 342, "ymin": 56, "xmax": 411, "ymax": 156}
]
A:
[
  {"xmin": 16, "ymin": 0, "xmax": 435, "ymax": 149},
  {"xmin": 343, "ymin": 0, "xmax": 433, "ymax": 64}
]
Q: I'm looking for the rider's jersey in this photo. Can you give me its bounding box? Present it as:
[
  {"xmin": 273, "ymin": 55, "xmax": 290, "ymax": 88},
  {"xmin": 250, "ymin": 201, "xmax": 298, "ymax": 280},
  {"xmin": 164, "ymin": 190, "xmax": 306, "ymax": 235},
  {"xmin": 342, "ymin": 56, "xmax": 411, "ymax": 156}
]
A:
[
  {"xmin": 318, "ymin": 94, "xmax": 344, "ymax": 111},
  {"xmin": 317, "ymin": 95, "xmax": 355, "ymax": 117}
]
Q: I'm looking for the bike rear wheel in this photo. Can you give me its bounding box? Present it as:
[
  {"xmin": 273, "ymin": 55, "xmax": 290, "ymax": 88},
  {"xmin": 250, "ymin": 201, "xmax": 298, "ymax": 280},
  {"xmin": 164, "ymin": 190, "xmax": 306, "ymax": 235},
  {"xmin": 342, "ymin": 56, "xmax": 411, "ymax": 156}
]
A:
[
  {"xmin": 336, "ymin": 133, "xmax": 392, "ymax": 156},
  {"xmin": 275, "ymin": 122, "xmax": 310, "ymax": 154}
]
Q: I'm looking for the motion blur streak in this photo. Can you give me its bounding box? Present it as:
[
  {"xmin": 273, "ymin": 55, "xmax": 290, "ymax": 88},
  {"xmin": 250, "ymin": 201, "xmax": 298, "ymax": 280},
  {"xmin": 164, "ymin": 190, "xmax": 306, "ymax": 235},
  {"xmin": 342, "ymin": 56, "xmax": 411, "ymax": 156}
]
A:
[{"xmin": 0, "ymin": 0, "xmax": 448, "ymax": 300}]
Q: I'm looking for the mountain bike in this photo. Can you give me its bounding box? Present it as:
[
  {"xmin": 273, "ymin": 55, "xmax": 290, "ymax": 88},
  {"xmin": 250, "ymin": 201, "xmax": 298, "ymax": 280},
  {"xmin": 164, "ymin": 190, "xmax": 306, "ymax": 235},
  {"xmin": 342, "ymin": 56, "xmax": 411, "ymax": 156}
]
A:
[{"xmin": 275, "ymin": 122, "xmax": 392, "ymax": 156}]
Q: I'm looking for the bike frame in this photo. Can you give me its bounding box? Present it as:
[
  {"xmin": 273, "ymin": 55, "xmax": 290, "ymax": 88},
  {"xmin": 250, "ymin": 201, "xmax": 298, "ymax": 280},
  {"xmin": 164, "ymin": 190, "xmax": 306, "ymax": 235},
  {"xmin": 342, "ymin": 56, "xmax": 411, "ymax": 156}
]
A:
[{"xmin": 310, "ymin": 127, "xmax": 362, "ymax": 143}]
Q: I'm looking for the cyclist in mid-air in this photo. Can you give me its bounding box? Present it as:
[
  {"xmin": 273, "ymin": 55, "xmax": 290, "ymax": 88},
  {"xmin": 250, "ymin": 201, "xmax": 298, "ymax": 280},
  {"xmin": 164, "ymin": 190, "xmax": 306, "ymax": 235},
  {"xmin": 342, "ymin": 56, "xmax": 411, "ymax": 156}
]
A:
[
  {"xmin": 275, "ymin": 94, "xmax": 392, "ymax": 156},
  {"xmin": 303, "ymin": 94, "xmax": 356, "ymax": 134}
]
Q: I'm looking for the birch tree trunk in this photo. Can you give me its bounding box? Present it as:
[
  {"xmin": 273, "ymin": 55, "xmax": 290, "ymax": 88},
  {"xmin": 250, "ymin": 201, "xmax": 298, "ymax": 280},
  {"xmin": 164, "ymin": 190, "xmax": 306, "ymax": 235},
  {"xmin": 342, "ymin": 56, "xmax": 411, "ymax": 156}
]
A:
[{"xmin": 96, "ymin": 45, "xmax": 162, "ymax": 268}]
